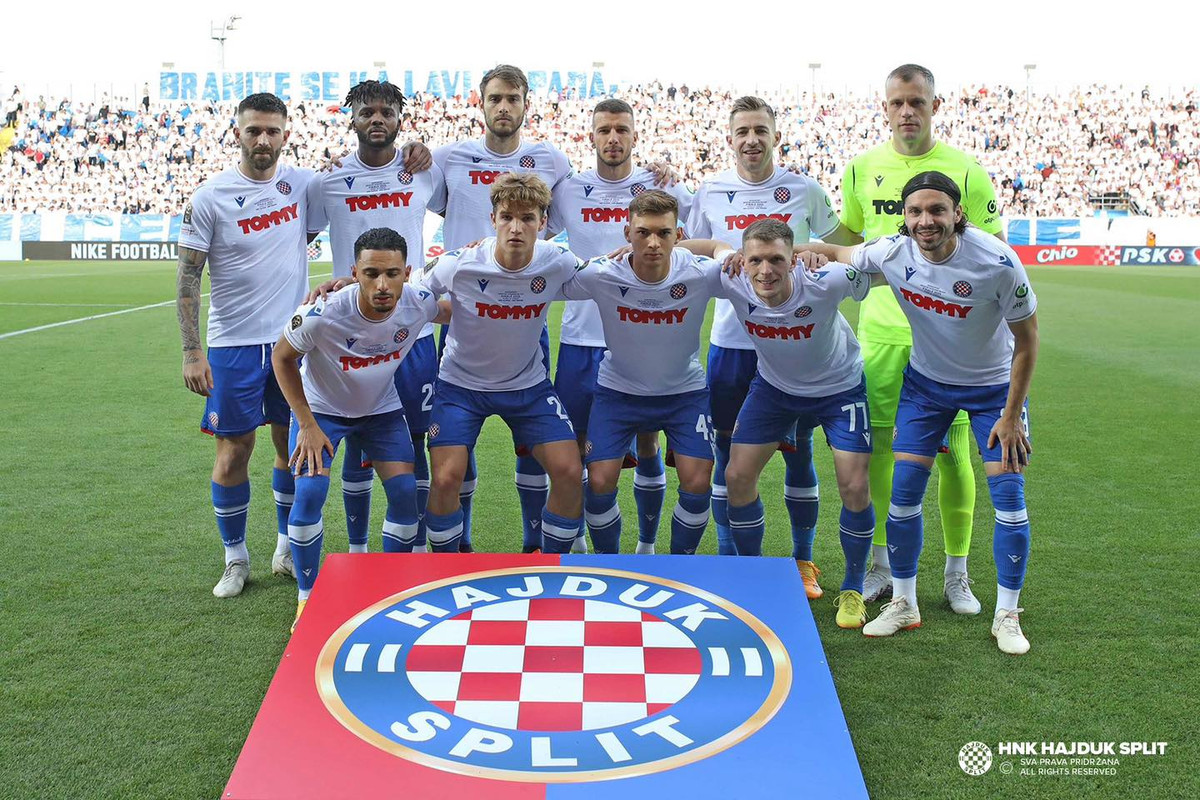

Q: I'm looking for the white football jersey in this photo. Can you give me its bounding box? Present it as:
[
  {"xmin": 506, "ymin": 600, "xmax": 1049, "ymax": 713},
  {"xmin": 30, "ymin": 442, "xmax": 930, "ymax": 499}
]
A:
[
  {"xmin": 179, "ymin": 163, "xmax": 314, "ymax": 347},
  {"xmin": 432, "ymin": 138, "xmax": 573, "ymax": 250},
  {"xmin": 717, "ymin": 263, "xmax": 869, "ymax": 396},
  {"xmin": 305, "ymin": 150, "xmax": 446, "ymax": 340},
  {"xmin": 687, "ymin": 167, "xmax": 841, "ymax": 350},
  {"xmin": 560, "ymin": 249, "xmax": 723, "ymax": 396},
  {"xmin": 548, "ymin": 167, "xmax": 695, "ymax": 347},
  {"xmin": 852, "ymin": 228, "xmax": 1038, "ymax": 386},
  {"xmin": 420, "ymin": 239, "xmax": 584, "ymax": 391},
  {"xmin": 283, "ymin": 283, "xmax": 440, "ymax": 418}
]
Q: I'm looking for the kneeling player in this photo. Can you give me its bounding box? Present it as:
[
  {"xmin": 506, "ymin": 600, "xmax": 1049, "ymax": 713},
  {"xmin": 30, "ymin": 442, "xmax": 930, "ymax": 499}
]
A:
[
  {"xmin": 717, "ymin": 220, "xmax": 876, "ymax": 628},
  {"xmin": 560, "ymin": 190, "xmax": 733, "ymax": 555},
  {"xmin": 272, "ymin": 228, "xmax": 450, "ymax": 630},
  {"xmin": 803, "ymin": 172, "xmax": 1039, "ymax": 654},
  {"xmin": 419, "ymin": 174, "xmax": 585, "ymax": 553}
]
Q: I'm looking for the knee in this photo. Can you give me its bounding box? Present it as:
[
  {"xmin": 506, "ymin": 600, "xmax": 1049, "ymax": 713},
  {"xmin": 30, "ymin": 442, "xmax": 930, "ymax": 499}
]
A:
[
  {"xmin": 839, "ymin": 475, "xmax": 871, "ymax": 512},
  {"xmin": 215, "ymin": 436, "xmax": 254, "ymax": 473},
  {"xmin": 585, "ymin": 463, "xmax": 619, "ymax": 495},
  {"xmin": 549, "ymin": 457, "xmax": 583, "ymax": 487},
  {"xmin": 724, "ymin": 462, "xmax": 755, "ymax": 497}
]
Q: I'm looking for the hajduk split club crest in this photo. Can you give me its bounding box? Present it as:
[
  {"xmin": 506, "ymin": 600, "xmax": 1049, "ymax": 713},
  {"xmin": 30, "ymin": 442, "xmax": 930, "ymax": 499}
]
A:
[{"xmin": 316, "ymin": 566, "xmax": 791, "ymax": 782}]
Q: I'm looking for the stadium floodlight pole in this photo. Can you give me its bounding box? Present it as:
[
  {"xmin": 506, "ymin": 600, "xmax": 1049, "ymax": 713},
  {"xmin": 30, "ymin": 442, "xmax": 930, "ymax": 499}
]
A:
[
  {"xmin": 808, "ymin": 63, "xmax": 821, "ymax": 100},
  {"xmin": 210, "ymin": 15, "xmax": 241, "ymax": 74},
  {"xmin": 1024, "ymin": 64, "xmax": 1037, "ymax": 102}
]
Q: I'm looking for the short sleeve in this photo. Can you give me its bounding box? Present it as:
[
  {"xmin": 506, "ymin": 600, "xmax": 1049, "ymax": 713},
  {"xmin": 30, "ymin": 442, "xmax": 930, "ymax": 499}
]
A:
[
  {"xmin": 963, "ymin": 159, "xmax": 1003, "ymax": 235},
  {"xmin": 839, "ymin": 159, "xmax": 864, "ymax": 235},
  {"xmin": 305, "ymin": 175, "xmax": 328, "ymax": 234},
  {"xmin": 178, "ymin": 188, "xmax": 214, "ymax": 252},
  {"xmin": 282, "ymin": 302, "xmax": 324, "ymax": 353},
  {"xmin": 806, "ymin": 179, "xmax": 841, "ymax": 240},
  {"xmin": 997, "ymin": 250, "xmax": 1037, "ymax": 322},
  {"xmin": 684, "ymin": 185, "xmax": 712, "ymax": 239},
  {"xmin": 420, "ymin": 249, "xmax": 459, "ymax": 297},
  {"xmin": 427, "ymin": 162, "xmax": 448, "ymax": 216},
  {"xmin": 850, "ymin": 237, "xmax": 896, "ymax": 274}
]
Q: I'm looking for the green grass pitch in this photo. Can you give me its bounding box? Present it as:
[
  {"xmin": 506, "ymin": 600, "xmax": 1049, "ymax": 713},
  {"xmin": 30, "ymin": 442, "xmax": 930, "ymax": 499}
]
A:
[{"xmin": 1, "ymin": 260, "xmax": 1196, "ymax": 798}]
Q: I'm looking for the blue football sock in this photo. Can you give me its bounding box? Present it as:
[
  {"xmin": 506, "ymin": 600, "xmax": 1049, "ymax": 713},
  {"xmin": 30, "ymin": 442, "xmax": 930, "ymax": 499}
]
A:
[
  {"xmin": 381, "ymin": 474, "xmax": 418, "ymax": 553},
  {"xmin": 288, "ymin": 474, "xmax": 330, "ymax": 596},
  {"xmin": 988, "ymin": 473, "xmax": 1031, "ymax": 590},
  {"xmin": 459, "ymin": 451, "xmax": 477, "ymax": 549},
  {"xmin": 516, "ymin": 455, "xmax": 549, "ymax": 551},
  {"xmin": 634, "ymin": 450, "xmax": 666, "ymax": 544},
  {"xmin": 212, "ymin": 480, "xmax": 250, "ymax": 563},
  {"xmin": 886, "ymin": 461, "xmax": 932, "ymax": 580},
  {"xmin": 839, "ymin": 504, "xmax": 876, "ymax": 592},
  {"xmin": 412, "ymin": 436, "xmax": 429, "ymax": 548},
  {"xmin": 671, "ymin": 490, "xmax": 711, "ymax": 554},
  {"xmin": 271, "ymin": 468, "xmax": 294, "ymax": 548},
  {"xmin": 728, "ymin": 496, "xmax": 766, "ymax": 556},
  {"xmin": 713, "ymin": 434, "xmax": 735, "ymax": 555},
  {"xmin": 341, "ymin": 453, "xmax": 374, "ymax": 550},
  {"xmin": 542, "ymin": 508, "xmax": 583, "ymax": 554},
  {"xmin": 585, "ymin": 487, "xmax": 622, "ymax": 554},
  {"xmin": 782, "ymin": 434, "xmax": 819, "ymax": 560},
  {"xmin": 425, "ymin": 507, "xmax": 464, "ymax": 553}
]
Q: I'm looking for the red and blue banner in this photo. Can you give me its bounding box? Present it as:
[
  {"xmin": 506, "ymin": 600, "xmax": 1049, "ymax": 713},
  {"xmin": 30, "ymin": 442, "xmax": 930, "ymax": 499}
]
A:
[{"xmin": 224, "ymin": 554, "xmax": 868, "ymax": 799}]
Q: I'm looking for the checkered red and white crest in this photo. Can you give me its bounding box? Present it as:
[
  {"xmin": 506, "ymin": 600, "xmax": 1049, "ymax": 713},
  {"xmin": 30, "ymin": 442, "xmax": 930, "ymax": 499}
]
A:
[
  {"xmin": 427, "ymin": 423, "xmax": 440, "ymax": 438},
  {"xmin": 520, "ymin": 155, "xmax": 536, "ymax": 169},
  {"xmin": 530, "ymin": 276, "xmax": 547, "ymax": 294},
  {"xmin": 397, "ymin": 171, "xmax": 414, "ymax": 185},
  {"xmin": 276, "ymin": 180, "xmax": 292, "ymax": 195},
  {"xmin": 406, "ymin": 598, "xmax": 701, "ymax": 731},
  {"xmin": 307, "ymin": 240, "xmax": 322, "ymax": 261},
  {"xmin": 795, "ymin": 305, "xmax": 812, "ymax": 318},
  {"xmin": 394, "ymin": 328, "xmax": 409, "ymax": 343},
  {"xmin": 670, "ymin": 283, "xmax": 687, "ymax": 300},
  {"xmin": 773, "ymin": 187, "xmax": 791, "ymax": 204},
  {"xmin": 630, "ymin": 183, "xmax": 647, "ymax": 197},
  {"xmin": 1097, "ymin": 245, "xmax": 1122, "ymax": 266},
  {"xmin": 953, "ymin": 280, "xmax": 973, "ymax": 298}
]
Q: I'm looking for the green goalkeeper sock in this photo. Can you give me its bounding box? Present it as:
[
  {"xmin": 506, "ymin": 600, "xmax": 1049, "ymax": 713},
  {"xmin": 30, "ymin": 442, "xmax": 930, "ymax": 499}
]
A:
[{"xmin": 936, "ymin": 422, "xmax": 975, "ymax": 558}]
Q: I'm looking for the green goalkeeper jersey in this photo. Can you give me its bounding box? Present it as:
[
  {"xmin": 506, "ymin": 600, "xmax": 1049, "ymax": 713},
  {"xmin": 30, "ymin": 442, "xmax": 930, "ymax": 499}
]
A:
[{"xmin": 840, "ymin": 140, "xmax": 1002, "ymax": 345}]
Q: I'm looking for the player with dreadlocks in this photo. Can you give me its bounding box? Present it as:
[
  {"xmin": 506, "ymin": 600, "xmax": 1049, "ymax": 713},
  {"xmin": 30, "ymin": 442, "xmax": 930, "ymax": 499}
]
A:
[{"xmin": 304, "ymin": 79, "xmax": 448, "ymax": 553}]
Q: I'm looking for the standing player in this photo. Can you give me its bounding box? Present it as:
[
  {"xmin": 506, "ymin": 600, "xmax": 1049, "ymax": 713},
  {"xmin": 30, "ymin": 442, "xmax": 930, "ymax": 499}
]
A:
[
  {"xmin": 547, "ymin": 98, "xmax": 695, "ymax": 554},
  {"xmin": 688, "ymin": 95, "xmax": 856, "ymax": 596},
  {"xmin": 840, "ymin": 64, "xmax": 1005, "ymax": 612},
  {"xmin": 306, "ymin": 80, "xmax": 447, "ymax": 555},
  {"xmin": 803, "ymin": 172, "xmax": 1039, "ymax": 654},
  {"xmin": 431, "ymin": 65, "xmax": 576, "ymax": 553},
  {"xmin": 560, "ymin": 190, "xmax": 736, "ymax": 555},
  {"xmin": 176, "ymin": 93, "xmax": 314, "ymax": 597},
  {"xmin": 419, "ymin": 174, "xmax": 584, "ymax": 554},
  {"xmin": 273, "ymin": 228, "xmax": 449, "ymax": 630},
  {"xmin": 718, "ymin": 220, "xmax": 875, "ymax": 628}
]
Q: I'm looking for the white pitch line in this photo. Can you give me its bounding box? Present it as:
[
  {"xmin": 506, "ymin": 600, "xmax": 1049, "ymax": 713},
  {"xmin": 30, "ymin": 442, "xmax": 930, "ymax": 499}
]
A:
[
  {"xmin": 0, "ymin": 273, "xmax": 331, "ymax": 341},
  {"xmin": 0, "ymin": 302, "xmax": 141, "ymax": 308}
]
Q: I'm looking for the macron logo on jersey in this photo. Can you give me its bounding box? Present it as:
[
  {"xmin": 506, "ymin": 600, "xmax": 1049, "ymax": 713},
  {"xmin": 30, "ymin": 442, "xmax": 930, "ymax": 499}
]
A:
[
  {"xmin": 744, "ymin": 321, "xmax": 814, "ymax": 340},
  {"xmin": 475, "ymin": 302, "xmax": 546, "ymax": 320},
  {"xmin": 236, "ymin": 203, "xmax": 299, "ymax": 235},
  {"xmin": 235, "ymin": 196, "xmax": 246, "ymax": 208},
  {"xmin": 344, "ymin": 177, "xmax": 355, "ymax": 189},
  {"xmin": 344, "ymin": 192, "xmax": 414, "ymax": 211},
  {"xmin": 725, "ymin": 213, "xmax": 791, "ymax": 231},
  {"xmin": 339, "ymin": 349, "xmax": 405, "ymax": 371},
  {"xmin": 584, "ymin": 185, "xmax": 595, "ymax": 197},
  {"xmin": 617, "ymin": 306, "xmax": 687, "ymax": 324},
  {"xmin": 899, "ymin": 288, "xmax": 973, "ymax": 319},
  {"xmin": 581, "ymin": 208, "xmax": 629, "ymax": 223},
  {"xmin": 469, "ymin": 170, "xmax": 503, "ymax": 185}
]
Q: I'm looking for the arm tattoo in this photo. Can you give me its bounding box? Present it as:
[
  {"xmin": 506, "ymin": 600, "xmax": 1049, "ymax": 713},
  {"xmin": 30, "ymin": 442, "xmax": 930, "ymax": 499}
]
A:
[{"xmin": 176, "ymin": 245, "xmax": 207, "ymax": 354}]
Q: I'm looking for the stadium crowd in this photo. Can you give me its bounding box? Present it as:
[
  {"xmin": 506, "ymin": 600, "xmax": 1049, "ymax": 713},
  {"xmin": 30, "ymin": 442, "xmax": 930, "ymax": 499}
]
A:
[{"xmin": 2, "ymin": 81, "xmax": 1197, "ymax": 217}]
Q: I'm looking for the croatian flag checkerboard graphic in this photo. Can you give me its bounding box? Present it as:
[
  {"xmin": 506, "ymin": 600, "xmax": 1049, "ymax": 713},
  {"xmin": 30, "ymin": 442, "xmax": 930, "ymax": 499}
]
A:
[{"xmin": 224, "ymin": 554, "xmax": 867, "ymax": 799}]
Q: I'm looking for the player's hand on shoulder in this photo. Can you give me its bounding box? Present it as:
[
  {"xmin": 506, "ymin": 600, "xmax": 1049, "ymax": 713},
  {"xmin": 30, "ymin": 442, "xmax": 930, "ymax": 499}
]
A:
[
  {"xmin": 402, "ymin": 141, "xmax": 433, "ymax": 173},
  {"xmin": 290, "ymin": 421, "xmax": 335, "ymax": 478},
  {"xmin": 181, "ymin": 350, "xmax": 213, "ymax": 397},
  {"xmin": 605, "ymin": 244, "xmax": 632, "ymax": 260},
  {"xmin": 793, "ymin": 248, "xmax": 828, "ymax": 272},
  {"xmin": 305, "ymin": 278, "xmax": 351, "ymax": 304},
  {"xmin": 987, "ymin": 413, "xmax": 1032, "ymax": 474},
  {"xmin": 321, "ymin": 149, "xmax": 349, "ymax": 172},
  {"xmin": 720, "ymin": 248, "xmax": 744, "ymax": 277},
  {"xmin": 646, "ymin": 161, "xmax": 680, "ymax": 187}
]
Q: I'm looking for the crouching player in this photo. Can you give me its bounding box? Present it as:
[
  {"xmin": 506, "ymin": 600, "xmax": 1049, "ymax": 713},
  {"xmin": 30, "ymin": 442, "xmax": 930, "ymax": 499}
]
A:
[
  {"xmin": 715, "ymin": 220, "xmax": 876, "ymax": 628},
  {"xmin": 419, "ymin": 174, "xmax": 586, "ymax": 553},
  {"xmin": 803, "ymin": 171, "xmax": 1039, "ymax": 654},
  {"xmin": 559, "ymin": 190, "xmax": 738, "ymax": 555},
  {"xmin": 272, "ymin": 228, "xmax": 450, "ymax": 631}
]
